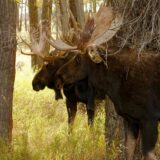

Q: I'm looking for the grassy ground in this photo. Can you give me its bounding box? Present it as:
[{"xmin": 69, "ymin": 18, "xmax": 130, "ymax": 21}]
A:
[
  {"xmin": 0, "ymin": 57, "xmax": 106, "ymax": 160},
  {"xmin": 2, "ymin": 55, "xmax": 160, "ymax": 160}
]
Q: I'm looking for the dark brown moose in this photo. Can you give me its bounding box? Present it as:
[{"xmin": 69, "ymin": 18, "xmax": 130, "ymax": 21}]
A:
[
  {"xmin": 55, "ymin": 47, "xmax": 160, "ymax": 160},
  {"xmin": 21, "ymin": 29, "xmax": 105, "ymax": 128},
  {"xmin": 32, "ymin": 51, "xmax": 105, "ymax": 127},
  {"xmin": 22, "ymin": 4, "xmax": 149, "ymax": 160}
]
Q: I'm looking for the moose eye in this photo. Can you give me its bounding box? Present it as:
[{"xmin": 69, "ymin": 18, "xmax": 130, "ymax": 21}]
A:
[{"xmin": 75, "ymin": 55, "xmax": 81, "ymax": 64}]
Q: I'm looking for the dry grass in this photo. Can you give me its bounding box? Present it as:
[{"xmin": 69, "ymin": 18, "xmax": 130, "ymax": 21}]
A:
[
  {"xmin": 1, "ymin": 54, "xmax": 160, "ymax": 160},
  {"xmin": 0, "ymin": 57, "xmax": 106, "ymax": 160}
]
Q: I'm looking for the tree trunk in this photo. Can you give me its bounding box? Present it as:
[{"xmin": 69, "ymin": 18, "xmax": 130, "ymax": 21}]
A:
[
  {"xmin": 0, "ymin": 0, "xmax": 17, "ymax": 143},
  {"xmin": 41, "ymin": 0, "xmax": 52, "ymax": 21},
  {"xmin": 28, "ymin": 0, "xmax": 42, "ymax": 70},
  {"xmin": 28, "ymin": 0, "xmax": 38, "ymax": 39},
  {"xmin": 19, "ymin": 0, "xmax": 23, "ymax": 31},
  {"xmin": 92, "ymin": 0, "xmax": 96, "ymax": 13},
  {"xmin": 41, "ymin": 0, "xmax": 52, "ymax": 56},
  {"xmin": 25, "ymin": 0, "xmax": 28, "ymax": 31},
  {"xmin": 89, "ymin": 0, "xmax": 93, "ymax": 11},
  {"xmin": 69, "ymin": 0, "xmax": 85, "ymax": 28},
  {"xmin": 57, "ymin": 0, "xmax": 70, "ymax": 37},
  {"xmin": 105, "ymin": 96, "xmax": 125, "ymax": 160},
  {"xmin": 105, "ymin": 96, "xmax": 142, "ymax": 160},
  {"xmin": 55, "ymin": 2, "xmax": 60, "ymax": 39},
  {"xmin": 16, "ymin": 3, "xmax": 20, "ymax": 30}
]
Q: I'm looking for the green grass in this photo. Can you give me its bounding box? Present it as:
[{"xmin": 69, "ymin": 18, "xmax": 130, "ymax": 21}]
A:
[{"xmin": 0, "ymin": 64, "xmax": 106, "ymax": 160}]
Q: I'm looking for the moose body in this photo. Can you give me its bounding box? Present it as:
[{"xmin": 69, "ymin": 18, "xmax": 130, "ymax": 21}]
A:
[
  {"xmin": 56, "ymin": 47, "xmax": 160, "ymax": 160},
  {"xmin": 32, "ymin": 51, "xmax": 105, "ymax": 127}
]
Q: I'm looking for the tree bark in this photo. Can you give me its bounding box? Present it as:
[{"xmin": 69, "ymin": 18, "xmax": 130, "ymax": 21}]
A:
[
  {"xmin": 105, "ymin": 96, "xmax": 125, "ymax": 160},
  {"xmin": 16, "ymin": 3, "xmax": 20, "ymax": 31},
  {"xmin": 19, "ymin": 0, "xmax": 23, "ymax": 31},
  {"xmin": 0, "ymin": 0, "xmax": 17, "ymax": 143},
  {"xmin": 92, "ymin": 0, "xmax": 96, "ymax": 12},
  {"xmin": 57, "ymin": 0, "xmax": 70, "ymax": 37},
  {"xmin": 105, "ymin": 97, "xmax": 142, "ymax": 160},
  {"xmin": 41, "ymin": 0, "xmax": 52, "ymax": 56},
  {"xmin": 28, "ymin": 0, "xmax": 38, "ymax": 37},
  {"xmin": 25, "ymin": 0, "xmax": 28, "ymax": 31},
  {"xmin": 69, "ymin": 0, "xmax": 85, "ymax": 28},
  {"xmin": 41, "ymin": 0, "xmax": 52, "ymax": 21},
  {"xmin": 28, "ymin": 0, "xmax": 42, "ymax": 70}
]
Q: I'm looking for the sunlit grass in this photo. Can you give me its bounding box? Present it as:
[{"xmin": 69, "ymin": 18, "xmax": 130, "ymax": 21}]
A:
[
  {"xmin": 4, "ymin": 55, "xmax": 160, "ymax": 160},
  {"xmin": 0, "ymin": 58, "xmax": 106, "ymax": 160}
]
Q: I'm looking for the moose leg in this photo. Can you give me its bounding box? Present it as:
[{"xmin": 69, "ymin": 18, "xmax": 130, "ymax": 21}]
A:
[
  {"xmin": 140, "ymin": 120, "xmax": 158, "ymax": 160},
  {"xmin": 54, "ymin": 89, "xmax": 63, "ymax": 100},
  {"xmin": 87, "ymin": 85, "xmax": 95, "ymax": 126},
  {"xmin": 124, "ymin": 120, "xmax": 139, "ymax": 160},
  {"xmin": 66, "ymin": 99, "xmax": 77, "ymax": 132},
  {"xmin": 87, "ymin": 107, "xmax": 95, "ymax": 126}
]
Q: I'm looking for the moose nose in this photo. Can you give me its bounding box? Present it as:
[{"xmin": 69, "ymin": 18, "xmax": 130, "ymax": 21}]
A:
[{"xmin": 33, "ymin": 85, "xmax": 41, "ymax": 91}]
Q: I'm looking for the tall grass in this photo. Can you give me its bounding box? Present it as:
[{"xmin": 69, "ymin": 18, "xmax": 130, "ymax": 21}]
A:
[
  {"xmin": 3, "ymin": 56, "xmax": 160, "ymax": 160},
  {"xmin": 0, "ymin": 61, "xmax": 106, "ymax": 160}
]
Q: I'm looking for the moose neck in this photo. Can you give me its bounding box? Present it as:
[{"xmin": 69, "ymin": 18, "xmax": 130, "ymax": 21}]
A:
[{"xmin": 88, "ymin": 50, "xmax": 130, "ymax": 107}]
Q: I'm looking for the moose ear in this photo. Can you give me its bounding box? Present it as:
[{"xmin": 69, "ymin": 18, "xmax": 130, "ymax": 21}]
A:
[{"xmin": 88, "ymin": 47, "xmax": 103, "ymax": 63}]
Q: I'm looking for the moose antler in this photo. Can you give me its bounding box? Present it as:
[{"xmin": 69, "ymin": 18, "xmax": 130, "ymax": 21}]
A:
[
  {"xmin": 45, "ymin": 10, "xmax": 80, "ymax": 51},
  {"xmin": 21, "ymin": 21, "xmax": 50, "ymax": 59},
  {"xmin": 77, "ymin": 11, "xmax": 95, "ymax": 49},
  {"xmin": 32, "ymin": 4, "xmax": 123, "ymax": 63},
  {"xmin": 45, "ymin": 35, "xmax": 78, "ymax": 51},
  {"xmin": 87, "ymin": 5, "xmax": 123, "ymax": 47}
]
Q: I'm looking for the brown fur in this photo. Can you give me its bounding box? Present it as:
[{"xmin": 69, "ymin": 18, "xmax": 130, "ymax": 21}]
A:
[
  {"xmin": 32, "ymin": 51, "xmax": 105, "ymax": 127},
  {"xmin": 56, "ymin": 48, "xmax": 160, "ymax": 160}
]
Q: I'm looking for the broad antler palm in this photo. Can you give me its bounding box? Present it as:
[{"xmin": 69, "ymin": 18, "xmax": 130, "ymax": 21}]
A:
[{"xmin": 45, "ymin": 4, "xmax": 123, "ymax": 63}]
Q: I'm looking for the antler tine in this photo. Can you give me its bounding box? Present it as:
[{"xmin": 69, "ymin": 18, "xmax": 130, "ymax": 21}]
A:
[
  {"xmin": 28, "ymin": 24, "xmax": 48, "ymax": 57},
  {"xmin": 20, "ymin": 35, "xmax": 44, "ymax": 57},
  {"xmin": 45, "ymin": 34, "xmax": 77, "ymax": 51},
  {"xmin": 20, "ymin": 27, "xmax": 47, "ymax": 58},
  {"xmin": 77, "ymin": 11, "xmax": 95, "ymax": 49},
  {"xmin": 20, "ymin": 36, "xmax": 32, "ymax": 50},
  {"xmin": 21, "ymin": 49, "xmax": 35, "ymax": 56},
  {"xmin": 21, "ymin": 49, "xmax": 55, "ymax": 62}
]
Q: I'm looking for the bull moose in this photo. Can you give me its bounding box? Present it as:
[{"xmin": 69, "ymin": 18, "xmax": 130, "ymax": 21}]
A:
[
  {"xmin": 22, "ymin": 4, "xmax": 155, "ymax": 159},
  {"xmin": 20, "ymin": 20, "xmax": 106, "ymax": 127},
  {"xmin": 32, "ymin": 51, "xmax": 105, "ymax": 127},
  {"xmin": 20, "ymin": 19, "xmax": 106, "ymax": 128},
  {"xmin": 55, "ymin": 47, "xmax": 160, "ymax": 160}
]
